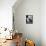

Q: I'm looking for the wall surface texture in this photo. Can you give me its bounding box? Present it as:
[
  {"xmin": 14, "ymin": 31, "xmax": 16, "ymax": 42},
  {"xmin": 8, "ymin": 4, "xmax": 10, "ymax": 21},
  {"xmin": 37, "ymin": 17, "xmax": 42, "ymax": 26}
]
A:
[{"xmin": 13, "ymin": 0, "xmax": 41, "ymax": 46}]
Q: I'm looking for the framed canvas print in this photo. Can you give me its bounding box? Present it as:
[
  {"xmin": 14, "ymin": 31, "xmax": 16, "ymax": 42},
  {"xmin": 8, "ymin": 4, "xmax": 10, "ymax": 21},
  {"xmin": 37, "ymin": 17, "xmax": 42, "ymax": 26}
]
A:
[{"xmin": 26, "ymin": 15, "xmax": 33, "ymax": 24}]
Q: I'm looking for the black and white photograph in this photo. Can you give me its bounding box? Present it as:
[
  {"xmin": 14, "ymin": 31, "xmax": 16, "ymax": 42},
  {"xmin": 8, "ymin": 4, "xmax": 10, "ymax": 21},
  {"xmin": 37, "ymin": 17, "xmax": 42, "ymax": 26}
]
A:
[{"xmin": 26, "ymin": 15, "xmax": 33, "ymax": 24}]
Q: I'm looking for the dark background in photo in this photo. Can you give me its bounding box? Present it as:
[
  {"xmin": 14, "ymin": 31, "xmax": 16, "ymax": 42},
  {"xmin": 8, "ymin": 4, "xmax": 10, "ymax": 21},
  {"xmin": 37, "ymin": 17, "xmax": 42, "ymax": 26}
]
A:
[{"xmin": 26, "ymin": 15, "xmax": 33, "ymax": 24}]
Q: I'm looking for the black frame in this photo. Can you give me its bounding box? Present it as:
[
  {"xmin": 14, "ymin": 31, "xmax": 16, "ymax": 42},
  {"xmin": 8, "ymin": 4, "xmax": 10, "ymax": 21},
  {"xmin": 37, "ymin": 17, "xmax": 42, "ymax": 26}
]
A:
[{"xmin": 26, "ymin": 15, "xmax": 33, "ymax": 24}]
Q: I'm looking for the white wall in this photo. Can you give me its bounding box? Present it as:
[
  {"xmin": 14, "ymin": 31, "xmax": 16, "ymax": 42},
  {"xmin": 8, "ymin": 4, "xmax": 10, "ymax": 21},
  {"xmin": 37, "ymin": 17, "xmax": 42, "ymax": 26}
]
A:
[
  {"xmin": 41, "ymin": 0, "xmax": 46, "ymax": 46},
  {"xmin": 13, "ymin": 0, "xmax": 41, "ymax": 46},
  {"xmin": 0, "ymin": 0, "xmax": 16, "ymax": 30}
]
